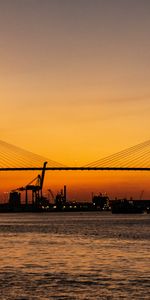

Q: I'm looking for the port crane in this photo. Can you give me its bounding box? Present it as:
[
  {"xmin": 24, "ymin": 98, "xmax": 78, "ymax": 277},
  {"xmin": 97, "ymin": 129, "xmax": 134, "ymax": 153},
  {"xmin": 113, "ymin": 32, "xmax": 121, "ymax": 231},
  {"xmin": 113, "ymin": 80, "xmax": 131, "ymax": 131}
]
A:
[{"xmin": 13, "ymin": 162, "xmax": 47, "ymax": 205}]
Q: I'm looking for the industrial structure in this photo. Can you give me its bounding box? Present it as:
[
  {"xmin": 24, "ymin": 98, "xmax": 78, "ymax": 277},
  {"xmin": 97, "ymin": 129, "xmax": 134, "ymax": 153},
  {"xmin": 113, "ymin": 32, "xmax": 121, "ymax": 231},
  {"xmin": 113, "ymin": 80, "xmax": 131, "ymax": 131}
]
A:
[
  {"xmin": 0, "ymin": 139, "xmax": 150, "ymax": 212},
  {"xmin": 9, "ymin": 162, "xmax": 48, "ymax": 210}
]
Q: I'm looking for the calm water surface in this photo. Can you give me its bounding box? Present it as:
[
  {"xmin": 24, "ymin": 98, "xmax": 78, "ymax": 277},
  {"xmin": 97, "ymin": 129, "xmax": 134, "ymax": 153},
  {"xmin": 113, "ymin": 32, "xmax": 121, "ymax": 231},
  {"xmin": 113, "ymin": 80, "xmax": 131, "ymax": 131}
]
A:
[{"xmin": 0, "ymin": 212, "xmax": 149, "ymax": 299}]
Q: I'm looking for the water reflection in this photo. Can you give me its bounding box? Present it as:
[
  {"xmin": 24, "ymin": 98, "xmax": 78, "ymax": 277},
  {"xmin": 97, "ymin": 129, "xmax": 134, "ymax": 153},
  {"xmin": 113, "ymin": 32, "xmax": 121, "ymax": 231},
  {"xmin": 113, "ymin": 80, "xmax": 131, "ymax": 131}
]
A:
[{"xmin": 0, "ymin": 212, "xmax": 149, "ymax": 299}]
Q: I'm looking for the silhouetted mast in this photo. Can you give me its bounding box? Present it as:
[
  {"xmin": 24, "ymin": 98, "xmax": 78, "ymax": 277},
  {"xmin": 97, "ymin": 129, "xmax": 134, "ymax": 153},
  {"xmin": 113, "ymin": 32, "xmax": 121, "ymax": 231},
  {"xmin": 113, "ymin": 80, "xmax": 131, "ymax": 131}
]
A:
[{"xmin": 40, "ymin": 161, "xmax": 47, "ymax": 197}]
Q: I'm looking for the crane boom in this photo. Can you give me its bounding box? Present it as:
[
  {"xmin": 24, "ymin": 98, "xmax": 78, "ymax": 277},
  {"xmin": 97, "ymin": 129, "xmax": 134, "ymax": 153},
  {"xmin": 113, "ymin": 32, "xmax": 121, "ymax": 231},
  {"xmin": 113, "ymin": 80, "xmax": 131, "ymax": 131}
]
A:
[{"xmin": 40, "ymin": 161, "xmax": 47, "ymax": 197}]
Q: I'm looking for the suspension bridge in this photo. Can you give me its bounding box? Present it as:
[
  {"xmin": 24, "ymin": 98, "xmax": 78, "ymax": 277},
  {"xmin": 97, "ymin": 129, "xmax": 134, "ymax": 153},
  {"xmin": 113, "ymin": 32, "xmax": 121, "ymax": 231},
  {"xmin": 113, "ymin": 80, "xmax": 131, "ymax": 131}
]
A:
[{"xmin": 0, "ymin": 139, "xmax": 150, "ymax": 171}]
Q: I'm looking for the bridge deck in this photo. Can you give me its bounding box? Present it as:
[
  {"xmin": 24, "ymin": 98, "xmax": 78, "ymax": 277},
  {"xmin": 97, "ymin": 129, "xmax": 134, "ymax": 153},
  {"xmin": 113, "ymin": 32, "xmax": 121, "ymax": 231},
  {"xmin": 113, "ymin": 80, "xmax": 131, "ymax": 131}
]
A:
[{"xmin": 0, "ymin": 167, "xmax": 150, "ymax": 171}]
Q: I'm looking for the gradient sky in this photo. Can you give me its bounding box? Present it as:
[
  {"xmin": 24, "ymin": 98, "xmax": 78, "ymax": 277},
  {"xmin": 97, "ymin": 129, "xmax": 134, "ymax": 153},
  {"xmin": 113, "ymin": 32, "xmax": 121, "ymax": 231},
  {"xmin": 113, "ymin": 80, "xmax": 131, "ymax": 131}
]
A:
[{"xmin": 0, "ymin": 0, "xmax": 150, "ymax": 199}]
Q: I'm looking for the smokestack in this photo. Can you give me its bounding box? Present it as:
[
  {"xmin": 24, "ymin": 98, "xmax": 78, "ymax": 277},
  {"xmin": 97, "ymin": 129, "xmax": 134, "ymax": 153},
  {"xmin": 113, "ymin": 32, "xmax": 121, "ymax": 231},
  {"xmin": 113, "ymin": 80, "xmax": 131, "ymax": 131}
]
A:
[{"xmin": 64, "ymin": 185, "xmax": 67, "ymax": 202}]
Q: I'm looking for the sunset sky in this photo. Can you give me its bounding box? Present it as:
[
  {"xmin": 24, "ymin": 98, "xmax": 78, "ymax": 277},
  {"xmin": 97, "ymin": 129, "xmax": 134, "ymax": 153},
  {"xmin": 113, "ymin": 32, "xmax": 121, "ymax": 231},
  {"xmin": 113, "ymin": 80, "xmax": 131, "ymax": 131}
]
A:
[{"xmin": 0, "ymin": 0, "xmax": 150, "ymax": 200}]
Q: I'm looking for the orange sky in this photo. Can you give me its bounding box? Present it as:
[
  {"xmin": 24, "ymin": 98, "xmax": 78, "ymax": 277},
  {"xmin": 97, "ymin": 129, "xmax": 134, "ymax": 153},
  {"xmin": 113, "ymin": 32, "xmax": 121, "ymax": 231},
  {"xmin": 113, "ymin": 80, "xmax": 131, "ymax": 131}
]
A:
[{"xmin": 0, "ymin": 0, "xmax": 150, "ymax": 200}]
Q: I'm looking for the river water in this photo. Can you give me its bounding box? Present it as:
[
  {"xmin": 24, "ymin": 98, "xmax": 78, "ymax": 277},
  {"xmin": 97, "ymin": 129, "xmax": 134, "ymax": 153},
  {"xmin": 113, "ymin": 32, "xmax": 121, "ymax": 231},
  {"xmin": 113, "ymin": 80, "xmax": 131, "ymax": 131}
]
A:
[{"xmin": 0, "ymin": 212, "xmax": 149, "ymax": 299}]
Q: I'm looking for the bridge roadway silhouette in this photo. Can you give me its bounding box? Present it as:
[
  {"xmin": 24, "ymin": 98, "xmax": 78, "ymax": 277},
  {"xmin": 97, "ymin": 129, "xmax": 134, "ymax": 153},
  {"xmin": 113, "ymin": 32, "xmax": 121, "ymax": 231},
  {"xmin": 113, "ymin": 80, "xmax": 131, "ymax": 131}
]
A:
[
  {"xmin": 0, "ymin": 167, "xmax": 150, "ymax": 171},
  {"xmin": 0, "ymin": 139, "xmax": 150, "ymax": 171}
]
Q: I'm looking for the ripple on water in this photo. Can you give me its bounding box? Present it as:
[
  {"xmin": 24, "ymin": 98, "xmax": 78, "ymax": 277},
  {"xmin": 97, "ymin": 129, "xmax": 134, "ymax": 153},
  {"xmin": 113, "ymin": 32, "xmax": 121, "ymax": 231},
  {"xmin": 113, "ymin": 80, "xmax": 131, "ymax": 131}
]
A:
[{"xmin": 0, "ymin": 212, "xmax": 149, "ymax": 299}]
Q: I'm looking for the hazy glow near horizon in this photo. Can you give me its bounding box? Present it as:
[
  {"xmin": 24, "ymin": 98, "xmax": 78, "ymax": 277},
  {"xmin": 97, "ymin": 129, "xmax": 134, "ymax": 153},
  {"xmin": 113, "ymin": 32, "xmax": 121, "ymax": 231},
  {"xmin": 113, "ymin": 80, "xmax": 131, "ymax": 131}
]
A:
[{"xmin": 0, "ymin": 0, "xmax": 150, "ymax": 198}]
